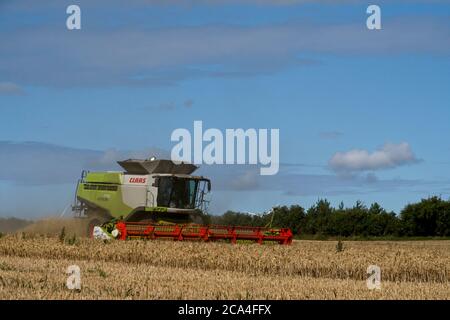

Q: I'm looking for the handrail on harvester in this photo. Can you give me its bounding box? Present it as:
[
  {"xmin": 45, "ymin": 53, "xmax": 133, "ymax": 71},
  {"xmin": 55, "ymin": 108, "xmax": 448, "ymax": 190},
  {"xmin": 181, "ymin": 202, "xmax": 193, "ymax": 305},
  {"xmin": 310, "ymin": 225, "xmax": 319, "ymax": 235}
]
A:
[{"xmin": 115, "ymin": 221, "xmax": 293, "ymax": 245}]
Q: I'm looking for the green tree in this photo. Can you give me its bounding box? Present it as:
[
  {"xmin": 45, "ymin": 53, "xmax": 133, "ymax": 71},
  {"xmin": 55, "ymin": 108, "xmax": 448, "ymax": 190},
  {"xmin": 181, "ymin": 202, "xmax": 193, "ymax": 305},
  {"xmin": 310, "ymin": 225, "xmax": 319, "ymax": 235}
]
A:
[
  {"xmin": 305, "ymin": 199, "xmax": 334, "ymax": 235},
  {"xmin": 400, "ymin": 196, "xmax": 450, "ymax": 236},
  {"xmin": 266, "ymin": 205, "xmax": 305, "ymax": 234}
]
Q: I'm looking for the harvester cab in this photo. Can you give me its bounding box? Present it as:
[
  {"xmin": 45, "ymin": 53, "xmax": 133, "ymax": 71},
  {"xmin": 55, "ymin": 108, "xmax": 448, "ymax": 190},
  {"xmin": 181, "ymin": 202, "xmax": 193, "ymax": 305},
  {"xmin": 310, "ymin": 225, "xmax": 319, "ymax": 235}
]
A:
[{"xmin": 72, "ymin": 158, "xmax": 211, "ymax": 234}]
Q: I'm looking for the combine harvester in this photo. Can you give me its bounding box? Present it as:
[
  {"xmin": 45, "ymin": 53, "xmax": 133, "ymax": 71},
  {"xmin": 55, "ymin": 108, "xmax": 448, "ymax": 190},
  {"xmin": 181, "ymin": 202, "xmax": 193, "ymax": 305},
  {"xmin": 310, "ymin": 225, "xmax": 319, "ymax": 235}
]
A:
[{"xmin": 72, "ymin": 158, "xmax": 292, "ymax": 245}]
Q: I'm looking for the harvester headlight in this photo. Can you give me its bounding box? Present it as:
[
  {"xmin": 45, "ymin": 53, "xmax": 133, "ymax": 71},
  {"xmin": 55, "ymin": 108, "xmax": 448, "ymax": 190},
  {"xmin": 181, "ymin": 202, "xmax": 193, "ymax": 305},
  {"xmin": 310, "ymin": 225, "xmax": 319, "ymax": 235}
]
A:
[{"xmin": 111, "ymin": 229, "xmax": 120, "ymax": 238}]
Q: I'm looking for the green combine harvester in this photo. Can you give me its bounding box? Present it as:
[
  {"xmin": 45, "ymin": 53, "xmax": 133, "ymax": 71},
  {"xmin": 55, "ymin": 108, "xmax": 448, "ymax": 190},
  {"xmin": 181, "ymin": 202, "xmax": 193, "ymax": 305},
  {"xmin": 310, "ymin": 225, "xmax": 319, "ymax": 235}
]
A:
[
  {"xmin": 73, "ymin": 158, "xmax": 211, "ymax": 234},
  {"xmin": 72, "ymin": 158, "xmax": 292, "ymax": 244}
]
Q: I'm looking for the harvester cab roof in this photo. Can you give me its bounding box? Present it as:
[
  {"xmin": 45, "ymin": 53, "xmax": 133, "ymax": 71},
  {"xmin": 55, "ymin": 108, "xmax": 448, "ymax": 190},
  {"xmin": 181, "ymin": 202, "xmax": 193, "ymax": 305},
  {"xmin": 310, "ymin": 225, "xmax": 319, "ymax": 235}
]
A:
[
  {"xmin": 118, "ymin": 159, "xmax": 211, "ymax": 191},
  {"xmin": 117, "ymin": 158, "xmax": 198, "ymax": 175}
]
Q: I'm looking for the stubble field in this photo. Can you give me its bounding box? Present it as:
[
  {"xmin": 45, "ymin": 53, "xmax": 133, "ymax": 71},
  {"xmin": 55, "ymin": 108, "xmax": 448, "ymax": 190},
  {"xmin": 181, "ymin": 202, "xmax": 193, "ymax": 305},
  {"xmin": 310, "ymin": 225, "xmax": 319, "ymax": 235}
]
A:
[{"xmin": 0, "ymin": 234, "xmax": 449, "ymax": 299}]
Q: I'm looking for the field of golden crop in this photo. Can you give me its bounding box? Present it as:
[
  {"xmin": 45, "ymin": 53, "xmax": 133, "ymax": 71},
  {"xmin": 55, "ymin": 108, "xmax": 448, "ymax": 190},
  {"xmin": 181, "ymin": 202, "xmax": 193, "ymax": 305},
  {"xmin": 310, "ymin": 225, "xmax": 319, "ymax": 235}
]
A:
[{"xmin": 0, "ymin": 233, "xmax": 449, "ymax": 299}]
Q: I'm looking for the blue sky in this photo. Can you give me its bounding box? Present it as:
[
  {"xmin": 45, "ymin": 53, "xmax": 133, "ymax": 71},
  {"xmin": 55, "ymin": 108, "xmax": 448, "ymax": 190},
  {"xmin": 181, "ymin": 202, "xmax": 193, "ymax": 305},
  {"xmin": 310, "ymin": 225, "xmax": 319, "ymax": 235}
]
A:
[{"xmin": 1, "ymin": 0, "xmax": 450, "ymax": 218}]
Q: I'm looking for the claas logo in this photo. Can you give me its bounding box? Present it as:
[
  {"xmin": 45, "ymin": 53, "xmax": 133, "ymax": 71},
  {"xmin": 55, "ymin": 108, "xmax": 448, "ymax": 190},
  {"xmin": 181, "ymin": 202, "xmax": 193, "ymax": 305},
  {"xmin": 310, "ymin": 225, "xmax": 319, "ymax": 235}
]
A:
[{"xmin": 129, "ymin": 177, "xmax": 147, "ymax": 183}]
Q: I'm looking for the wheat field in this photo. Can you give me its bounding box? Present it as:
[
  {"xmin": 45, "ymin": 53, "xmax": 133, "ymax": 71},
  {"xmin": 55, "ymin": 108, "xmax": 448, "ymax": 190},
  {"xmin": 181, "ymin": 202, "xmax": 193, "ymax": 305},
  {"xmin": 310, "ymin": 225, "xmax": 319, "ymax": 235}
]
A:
[{"xmin": 0, "ymin": 233, "xmax": 449, "ymax": 299}]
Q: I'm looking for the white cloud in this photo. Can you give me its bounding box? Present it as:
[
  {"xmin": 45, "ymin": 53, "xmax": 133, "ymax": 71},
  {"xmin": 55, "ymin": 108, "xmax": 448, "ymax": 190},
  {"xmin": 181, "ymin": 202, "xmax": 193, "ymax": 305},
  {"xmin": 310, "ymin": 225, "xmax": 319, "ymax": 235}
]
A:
[
  {"xmin": 1, "ymin": 17, "xmax": 449, "ymax": 87},
  {"xmin": 329, "ymin": 142, "xmax": 419, "ymax": 173}
]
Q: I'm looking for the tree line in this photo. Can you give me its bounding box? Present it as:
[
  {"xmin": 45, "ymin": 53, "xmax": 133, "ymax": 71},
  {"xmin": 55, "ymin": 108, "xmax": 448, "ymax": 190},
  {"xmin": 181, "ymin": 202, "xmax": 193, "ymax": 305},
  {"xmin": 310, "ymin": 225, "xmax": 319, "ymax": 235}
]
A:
[{"xmin": 209, "ymin": 196, "xmax": 450, "ymax": 237}]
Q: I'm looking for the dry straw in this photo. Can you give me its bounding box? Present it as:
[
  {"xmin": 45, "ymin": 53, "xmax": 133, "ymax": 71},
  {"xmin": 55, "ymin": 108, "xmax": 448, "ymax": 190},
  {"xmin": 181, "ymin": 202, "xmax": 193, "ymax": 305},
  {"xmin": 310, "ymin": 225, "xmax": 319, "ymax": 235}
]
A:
[{"xmin": 0, "ymin": 234, "xmax": 449, "ymax": 299}]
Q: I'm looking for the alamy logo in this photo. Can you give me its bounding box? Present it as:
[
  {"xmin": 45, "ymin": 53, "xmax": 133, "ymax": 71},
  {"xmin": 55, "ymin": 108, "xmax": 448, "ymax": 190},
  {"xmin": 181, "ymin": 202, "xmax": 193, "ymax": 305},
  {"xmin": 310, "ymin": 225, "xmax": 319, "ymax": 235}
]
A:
[
  {"xmin": 66, "ymin": 5, "xmax": 81, "ymax": 30},
  {"xmin": 171, "ymin": 121, "xmax": 279, "ymax": 175},
  {"xmin": 66, "ymin": 265, "xmax": 81, "ymax": 290},
  {"xmin": 366, "ymin": 5, "xmax": 381, "ymax": 30},
  {"xmin": 366, "ymin": 265, "xmax": 381, "ymax": 290}
]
